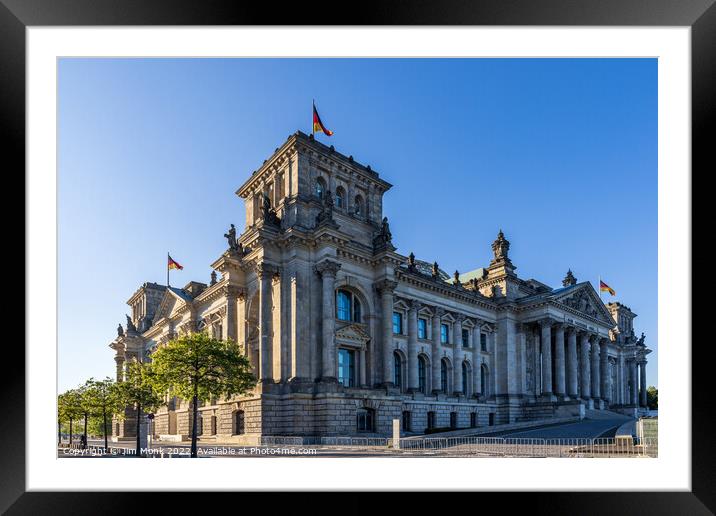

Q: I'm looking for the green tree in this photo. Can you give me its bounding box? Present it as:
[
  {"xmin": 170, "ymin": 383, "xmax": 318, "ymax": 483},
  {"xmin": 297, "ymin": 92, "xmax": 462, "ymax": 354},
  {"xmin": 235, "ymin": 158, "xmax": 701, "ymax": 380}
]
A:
[
  {"xmin": 116, "ymin": 359, "xmax": 164, "ymax": 457},
  {"xmin": 84, "ymin": 377, "xmax": 124, "ymax": 452},
  {"xmin": 58, "ymin": 388, "xmax": 83, "ymax": 446},
  {"xmin": 646, "ymin": 386, "xmax": 658, "ymax": 410},
  {"xmin": 150, "ymin": 333, "xmax": 255, "ymax": 458}
]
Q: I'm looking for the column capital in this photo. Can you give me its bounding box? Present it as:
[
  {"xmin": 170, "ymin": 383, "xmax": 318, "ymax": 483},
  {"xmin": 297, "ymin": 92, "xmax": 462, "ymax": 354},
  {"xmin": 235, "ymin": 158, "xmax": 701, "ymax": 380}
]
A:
[
  {"xmin": 432, "ymin": 307, "xmax": 446, "ymax": 319},
  {"xmin": 374, "ymin": 278, "xmax": 398, "ymax": 294},
  {"xmin": 588, "ymin": 333, "xmax": 601, "ymax": 344},
  {"xmin": 314, "ymin": 259, "xmax": 341, "ymax": 277},
  {"xmin": 539, "ymin": 317, "xmax": 556, "ymax": 328},
  {"xmin": 454, "ymin": 313, "xmax": 466, "ymax": 324},
  {"xmin": 408, "ymin": 299, "xmax": 422, "ymax": 312},
  {"xmin": 256, "ymin": 261, "xmax": 280, "ymax": 279},
  {"xmin": 222, "ymin": 284, "xmax": 246, "ymax": 300},
  {"xmin": 564, "ymin": 325, "xmax": 578, "ymax": 335}
]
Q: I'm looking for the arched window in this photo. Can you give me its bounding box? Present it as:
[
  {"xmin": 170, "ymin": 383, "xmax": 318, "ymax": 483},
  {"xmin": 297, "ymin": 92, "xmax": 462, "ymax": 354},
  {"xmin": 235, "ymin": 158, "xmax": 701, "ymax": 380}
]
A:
[
  {"xmin": 335, "ymin": 186, "xmax": 345, "ymax": 208},
  {"xmin": 356, "ymin": 407, "xmax": 375, "ymax": 432},
  {"xmin": 440, "ymin": 359, "xmax": 449, "ymax": 392},
  {"xmin": 336, "ymin": 289, "xmax": 361, "ymax": 322},
  {"xmin": 354, "ymin": 195, "xmax": 364, "ymax": 216},
  {"xmin": 394, "ymin": 351, "xmax": 403, "ymax": 390},
  {"xmin": 462, "ymin": 362, "xmax": 470, "ymax": 396},
  {"xmin": 418, "ymin": 355, "xmax": 427, "ymax": 394},
  {"xmin": 234, "ymin": 410, "xmax": 245, "ymax": 435},
  {"xmin": 481, "ymin": 364, "xmax": 489, "ymax": 396},
  {"xmin": 315, "ymin": 177, "xmax": 326, "ymax": 199}
]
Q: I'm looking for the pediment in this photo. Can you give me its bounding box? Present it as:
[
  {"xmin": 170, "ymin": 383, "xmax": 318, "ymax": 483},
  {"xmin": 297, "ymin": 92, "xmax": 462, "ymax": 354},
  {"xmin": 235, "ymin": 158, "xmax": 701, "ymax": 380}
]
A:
[
  {"xmin": 335, "ymin": 323, "xmax": 371, "ymax": 344},
  {"xmin": 152, "ymin": 289, "xmax": 188, "ymax": 325},
  {"xmin": 553, "ymin": 283, "xmax": 615, "ymax": 327}
]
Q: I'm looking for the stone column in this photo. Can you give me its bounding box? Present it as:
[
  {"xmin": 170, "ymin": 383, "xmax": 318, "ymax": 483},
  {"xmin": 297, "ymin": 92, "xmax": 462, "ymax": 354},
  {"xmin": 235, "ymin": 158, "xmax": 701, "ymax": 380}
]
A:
[
  {"xmin": 359, "ymin": 347, "xmax": 367, "ymax": 387},
  {"xmin": 453, "ymin": 316, "xmax": 464, "ymax": 395},
  {"xmin": 639, "ymin": 361, "xmax": 647, "ymax": 407},
  {"xmin": 533, "ymin": 325, "xmax": 541, "ymax": 396},
  {"xmin": 618, "ymin": 353, "xmax": 625, "ymax": 404},
  {"xmin": 315, "ymin": 260, "xmax": 341, "ymax": 380},
  {"xmin": 566, "ymin": 327, "xmax": 578, "ymax": 398},
  {"xmin": 224, "ymin": 285, "xmax": 243, "ymax": 342},
  {"xmin": 600, "ymin": 339, "xmax": 610, "ymax": 404},
  {"xmin": 553, "ymin": 324, "xmax": 566, "ymax": 398},
  {"xmin": 114, "ymin": 355, "xmax": 125, "ymax": 382},
  {"xmin": 431, "ymin": 308, "xmax": 444, "ymax": 393},
  {"xmin": 407, "ymin": 300, "xmax": 420, "ymax": 392},
  {"xmin": 376, "ymin": 279, "xmax": 398, "ymax": 386},
  {"xmin": 632, "ymin": 361, "xmax": 639, "ymax": 405},
  {"xmin": 472, "ymin": 324, "xmax": 481, "ymax": 397},
  {"xmin": 579, "ymin": 332, "xmax": 591, "ymax": 401},
  {"xmin": 590, "ymin": 335, "xmax": 601, "ymax": 404},
  {"xmin": 257, "ymin": 262, "xmax": 278, "ymax": 383},
  {"xmin": 539, "ymin": 319, "xmax": 553, "ymax": 398}
]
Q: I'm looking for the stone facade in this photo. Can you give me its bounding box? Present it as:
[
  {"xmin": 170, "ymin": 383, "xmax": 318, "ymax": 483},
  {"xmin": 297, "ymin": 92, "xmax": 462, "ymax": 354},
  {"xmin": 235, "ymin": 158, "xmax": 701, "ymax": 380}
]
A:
[{"xmin": 110, "ymin": 130, "xmax": 651, "ymax": 442}]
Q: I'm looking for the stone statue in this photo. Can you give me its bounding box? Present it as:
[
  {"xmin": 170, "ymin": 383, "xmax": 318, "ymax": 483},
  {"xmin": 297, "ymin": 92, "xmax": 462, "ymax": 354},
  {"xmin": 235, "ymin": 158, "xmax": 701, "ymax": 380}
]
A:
[
  {"xmin": 562, "ymin": 269, "xmax": 577, "ymax": 287},
  {"xmin": 407, "ymin": 252, "xmax": 416, "ymax": 270},
  {"xmin": 125, "ymin": 315, "xmax": 137, "ymax": 333},
  {"xmin": 117, "ymin": 323, "xmax": 124, "ymax": 337},
  {"xmin": 372, "ymin": 217, "xmax": 394, "ymax": 251},
  {"xmin": 637, "ymin": 332, "xmax": 646, "ymax": 346},
  {"xmin": 431, "ymin": 261, "xmax": 440, "ymax": 279},
  {"xmin": 224, "ymin": 224, "xmax": 239, "ymax": 252},
  {"xmin": 261, "ymin": 194, "xmax": 281, "ymax": 227},
  {"xmin": 453, "ymin": 270, "xmax": 461, "ymax": 286},
  {"xmin": 491, "ymin": 229, "xmax": 510, "ymax": 261},
  {"xmin": 381, "ymin": 217, "xmax": 392, "ymax": 243},
  {"xmin": 315, "ymin": 191, "xmax": 337, "ymax": 227},
  {"xmin": 210, "ymin": 270, "xmax": 217, "ymax": 285}
]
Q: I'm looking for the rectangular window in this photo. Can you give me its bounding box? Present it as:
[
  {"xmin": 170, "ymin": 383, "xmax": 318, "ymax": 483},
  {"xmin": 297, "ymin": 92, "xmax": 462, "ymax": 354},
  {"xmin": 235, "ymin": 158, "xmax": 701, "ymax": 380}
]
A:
[
  {"xmin": 418, "ymin": 318, "xmax": 427, "ymax": 339},
  {"xmin": 337, "ymin": 349, "xmax": 355, "ymax": 387},
  {"xmin": 392, "ymin": 312, "xmax": 403, "ymax": 335},
  {"xmin": 450, "ymin": 412, "xmax": 457, "ymax": 429},
  {"xmin": 462, "ymin": 328, "xmax": 470, "ymax": 347},
  {"xmin": 402, "ymin": 411, "xmax": 411, "ymax": 432},
  {"xmin": 440, "ymin": 323, "xmax": 449, "ymax": 344},
  {"xmin": 480, "ymin": 333, "xmax": 488, "ymax": 352}
]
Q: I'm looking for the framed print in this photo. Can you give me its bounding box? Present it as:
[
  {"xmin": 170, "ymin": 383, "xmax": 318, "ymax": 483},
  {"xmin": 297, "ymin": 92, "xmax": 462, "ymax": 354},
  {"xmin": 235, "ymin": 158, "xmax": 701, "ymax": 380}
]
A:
[{"xmin": 4, "ymin": 0, "xmax": 713, "ymax": 513}]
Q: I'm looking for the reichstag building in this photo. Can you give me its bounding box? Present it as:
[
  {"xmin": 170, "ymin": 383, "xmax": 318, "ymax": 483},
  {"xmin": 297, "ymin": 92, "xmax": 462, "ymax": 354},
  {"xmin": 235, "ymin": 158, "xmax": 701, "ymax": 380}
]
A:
[{"xmin": 110, "ymin": 131, "xmax": 651, "ymax": 442}]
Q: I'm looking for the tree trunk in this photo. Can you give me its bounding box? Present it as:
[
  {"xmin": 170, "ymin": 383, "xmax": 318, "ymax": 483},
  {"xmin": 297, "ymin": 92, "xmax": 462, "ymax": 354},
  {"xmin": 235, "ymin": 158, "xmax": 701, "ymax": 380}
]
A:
[
  {"xmin": 83, "ymin": 414, "xmax": 88, "ymax": 449},
  {"xmin": 69, "ymin": 418, "xmax": 73, "ymax": 445},
  {"xmin": 103, "ymin": 408, "xmax": 108, "ymax": 452},
  {"xmin": 191, "ymin": 392, "xmax": 198, "ymax": 458},
  {"xmin": 135, "ymin": 403, "xmax": 142, "ymax": 458},
  {"xmin": 58, "ymin": 421, "xmax": 61, "ymax": 446}
]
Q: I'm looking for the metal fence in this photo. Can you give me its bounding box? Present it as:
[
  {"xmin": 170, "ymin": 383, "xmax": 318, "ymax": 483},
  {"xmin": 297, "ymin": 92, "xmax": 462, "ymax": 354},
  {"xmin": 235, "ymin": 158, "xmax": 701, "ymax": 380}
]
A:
[{"xmin": 257, "ymin": 435, "xmax": 658, "ymax": 458}]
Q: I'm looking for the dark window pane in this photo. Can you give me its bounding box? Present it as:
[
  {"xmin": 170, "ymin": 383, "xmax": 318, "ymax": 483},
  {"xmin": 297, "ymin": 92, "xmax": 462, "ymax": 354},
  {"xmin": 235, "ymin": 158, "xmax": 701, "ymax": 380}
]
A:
[
  {"xmin": 393, "ymin": 312, "xmax": 403, "ymax": 334},
  {"xmin": 418, "ymin": 318, "xmax": 427, "ymax": 339}
]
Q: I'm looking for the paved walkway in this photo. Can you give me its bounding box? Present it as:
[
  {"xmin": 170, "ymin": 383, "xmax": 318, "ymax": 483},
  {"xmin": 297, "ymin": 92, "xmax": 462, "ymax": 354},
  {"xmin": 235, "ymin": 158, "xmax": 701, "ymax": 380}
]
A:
[{"xmin": 480, "ymin": 418, "xmax": 628, "ymax": 439}]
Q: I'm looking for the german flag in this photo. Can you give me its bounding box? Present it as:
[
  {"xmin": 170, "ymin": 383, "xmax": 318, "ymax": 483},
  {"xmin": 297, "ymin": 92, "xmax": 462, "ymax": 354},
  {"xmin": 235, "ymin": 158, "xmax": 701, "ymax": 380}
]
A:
[
  {"xmin": 600, "ymin": 280, "xmax": 615, "ymax": 296},
  {"xmin": 168, "ymin": 254, "xmax": 183, "ymax": 270},
  {"xmin": 312, "ymin": 102, "xmax": 333, "ymax": 136}
]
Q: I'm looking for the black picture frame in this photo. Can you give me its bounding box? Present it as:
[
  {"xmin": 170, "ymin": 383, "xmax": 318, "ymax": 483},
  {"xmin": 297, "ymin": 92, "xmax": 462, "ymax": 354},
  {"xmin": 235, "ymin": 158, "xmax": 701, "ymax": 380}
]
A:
[{"xmin": 4, "ymin": 0, "xmax": 712, "ymax": 513}]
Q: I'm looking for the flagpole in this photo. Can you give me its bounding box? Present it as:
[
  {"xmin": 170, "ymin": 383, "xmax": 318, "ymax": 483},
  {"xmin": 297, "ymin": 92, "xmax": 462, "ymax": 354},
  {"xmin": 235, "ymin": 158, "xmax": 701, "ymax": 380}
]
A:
[
  {"xmin": 598, "ymin": 275, "xmax": 602, "ymax": 302},
  {"xmin": 167, "ymin": 252, "xmax": 170, "ymax": 288},
  {"xmin": 312, "ymin": 99, "xmax": 315, "ymax": 137}
]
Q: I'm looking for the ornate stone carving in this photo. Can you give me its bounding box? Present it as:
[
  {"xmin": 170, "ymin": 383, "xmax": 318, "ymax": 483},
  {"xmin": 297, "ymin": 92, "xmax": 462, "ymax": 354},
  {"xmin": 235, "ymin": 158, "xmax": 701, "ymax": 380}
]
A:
[
  {"xmin": 562, "ymin": 269, "xmax": 577, "ymax": 287},
  {"xmin": 374, "ymin": 279, "xmax": 398, "ymax": 294},
  {"xmin": 210, "ymin": 270, "xmax": 217, "ymax": 285},
  {"xmin": 255, "ymin": 262, "xmax": 280, "ymax": 279},
  {"xmin": 117, "ymin": 323, "xmax": 124, "ymax": 337},
  {"xmin": 431, "ymin": 261, "xmax": 440, "ymax": 279},
  {"xmin": 314, "ymin": 259, "xmax": 342, "ymax": 277},
  {"xmin": 453, "ymin": 270, "xmax": 461, "ymax": 286},
  {"xmin": 562, "ymin": 290, "xmax": 599, "ymax": 317},
  {"xmin": 636, "ymin": 332, "xmax": 646, "ymax": 346}
]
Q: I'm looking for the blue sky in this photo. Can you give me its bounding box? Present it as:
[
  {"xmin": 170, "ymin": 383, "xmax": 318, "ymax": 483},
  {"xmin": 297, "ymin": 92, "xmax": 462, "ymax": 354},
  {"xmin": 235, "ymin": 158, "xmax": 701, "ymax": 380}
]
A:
[{"xmin": 58, "ymin": 58, "xmax": 657, "ymax": 391}]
